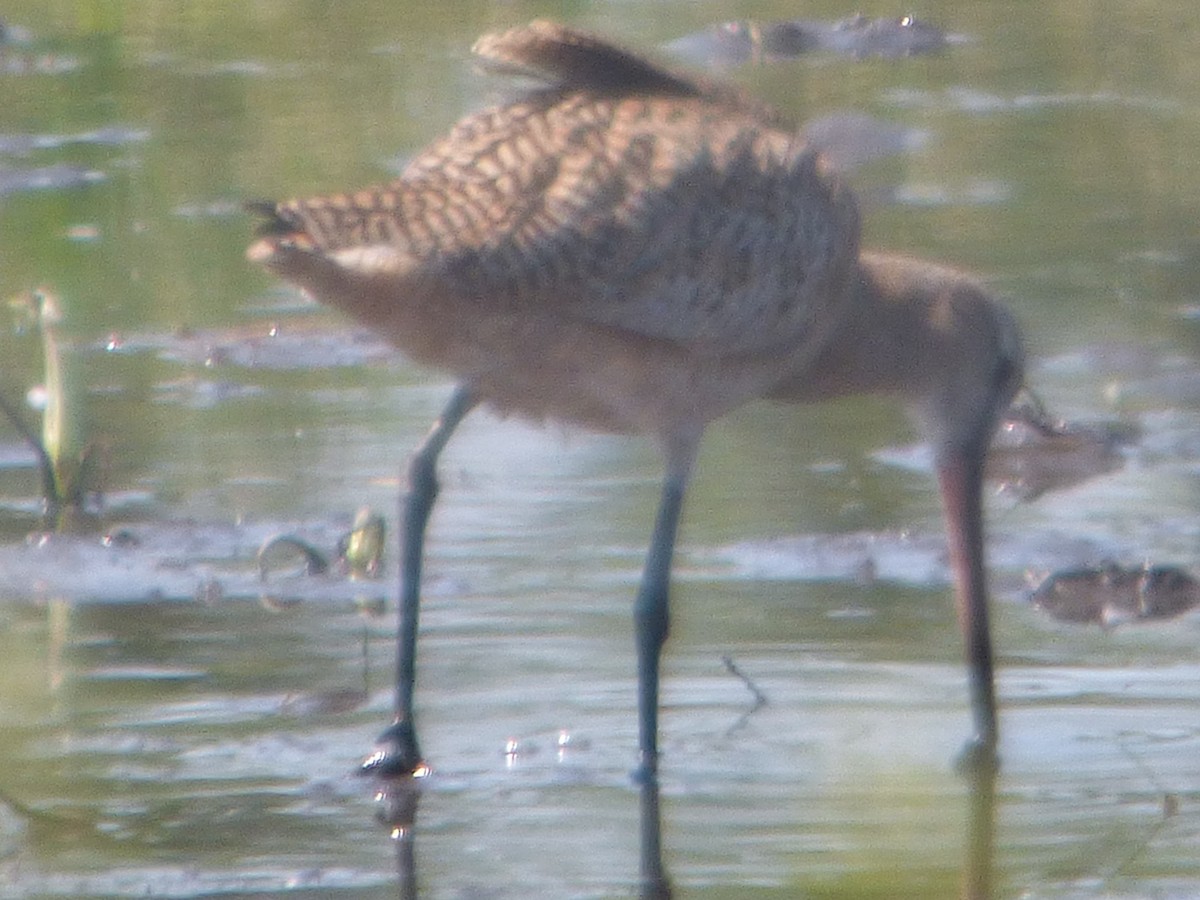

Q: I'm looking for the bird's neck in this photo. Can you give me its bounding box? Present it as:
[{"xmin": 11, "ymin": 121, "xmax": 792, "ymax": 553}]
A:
[{"xmin": 770, "ymin": 252, "xmax": 938, "ymax": 404}]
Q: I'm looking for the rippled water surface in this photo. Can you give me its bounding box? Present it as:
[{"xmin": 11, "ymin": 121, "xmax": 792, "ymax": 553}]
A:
[{"xmin": 2, "ymin": 1, "xmax": 1200, "ymax": 897}]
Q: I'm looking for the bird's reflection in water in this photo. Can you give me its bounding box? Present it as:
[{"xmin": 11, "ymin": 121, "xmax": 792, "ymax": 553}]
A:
[
  {"xmin": 638, "ymin": 777, "xmax": 672, "ymax": 899},
  {"xmin": 370, "ymin": 765, "xmax": 999, "ymax": 899},
  {"xmin": 962, "ymin": 766, "xmax": 998, "ymax": 900},
  {"xmin": 375, "ymin": 780, "xmax": 421, "ymax": 900}
]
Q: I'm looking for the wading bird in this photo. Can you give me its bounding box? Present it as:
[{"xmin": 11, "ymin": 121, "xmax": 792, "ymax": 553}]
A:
[{"xmin": 247, "ymin": 21, "xmax": 1023, "ymax": 781}]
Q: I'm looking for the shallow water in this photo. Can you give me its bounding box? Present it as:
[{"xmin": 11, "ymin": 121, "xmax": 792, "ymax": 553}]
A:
[{"xmin": 2, "ymin": 1, "xmax": 1200, "ymax": 897}]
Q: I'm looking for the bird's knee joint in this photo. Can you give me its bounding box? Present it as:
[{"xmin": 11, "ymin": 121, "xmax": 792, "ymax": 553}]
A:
[{"xmin": 634, "ymin": 601, "xmax": 670, "ymax": 649}]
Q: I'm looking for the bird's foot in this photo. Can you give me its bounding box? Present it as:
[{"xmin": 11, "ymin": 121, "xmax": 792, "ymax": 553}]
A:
[
  {"xmin": 359, "ymin": 720, "xmax": 428, "ymax": 779},
  {"xmin": 954, "ymin": 734, "xmax": 1000, "ymax": 780}
]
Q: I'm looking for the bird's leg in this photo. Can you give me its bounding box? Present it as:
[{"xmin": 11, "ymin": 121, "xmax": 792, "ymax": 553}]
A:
[
  {"xmin": 361, "ymin": 384, "xmax": 478, "ymax": 778},
  {"xmin": 936, "ymin": 443, "xmax": 999, "ymax": 774},
  {"xmin": 634, "ymin": 434, "xmax": 699, "ymax": 783}
]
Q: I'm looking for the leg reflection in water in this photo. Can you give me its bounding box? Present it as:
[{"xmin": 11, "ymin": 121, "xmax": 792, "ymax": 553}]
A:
[
  {"xmin": 962, "ymin": 766, "xmax": 998, "ymax": 900},
  {"xmin": 376, "ymin": 782, "xmax": 420, "ymax": 900},
  {"xmin": 369, "ymin": 765, "xmax": 997, "ymax": 898},
  {"xmin": 640, "ymin": 777, "xmax": 672, "ymax": 899}
]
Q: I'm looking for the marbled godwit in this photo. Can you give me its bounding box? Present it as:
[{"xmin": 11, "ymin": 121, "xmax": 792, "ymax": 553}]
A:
[{"xmin": 247, "ymin": 21, "xmax": 1023, "ymax": 780}]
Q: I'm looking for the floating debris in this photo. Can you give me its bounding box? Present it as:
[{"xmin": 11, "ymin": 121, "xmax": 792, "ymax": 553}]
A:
[
  {"xmin": 989, "ymin": 393, "xmax": 1137, "ymax": 500},
  {"xmin": 722, "ymin": 655, "xmax": 768, "ymax": 710},
  {"xmin": 666, "ymin": 15, "xmax": 947, "ymax": 68},
  {"xmin": 338, "ymin": 506, "xmax": 386, "ymax": 578},
  {"xmin": 1030, "ymin": 562, "xmax": 1200, "ymax": 627},
  {"xmin": 257, "ymin": 533, "xmax": 330, "ymax": 581}
]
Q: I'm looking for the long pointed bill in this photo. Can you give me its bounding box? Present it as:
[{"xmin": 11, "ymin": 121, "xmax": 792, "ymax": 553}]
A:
[{"xmin": 936, "ymin": 445, "xmax": 999, "ymax": 765}]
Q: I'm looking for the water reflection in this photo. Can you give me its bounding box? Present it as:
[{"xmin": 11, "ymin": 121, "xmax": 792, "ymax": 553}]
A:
[
  {"xmin": 374, "ymin": 775, "xmax": 673, "ymax": 899},
  {"xmin": 369, "ymin": 764, "xmax": 1002, "ymax": 899},
  {"xmin": 961, "ymin": 768, "xmax": 997, "ymax": 900},
  {"xmin": 375, "ymin": 781, "xmax": 420, "ymax": 900},
  {"xmin": 637, "ymin": 778, "xmax": 672, "ymax": 899},
  {"xmin": 0, "ymin": 526, "xmax": 1194, "ymax": 895}
]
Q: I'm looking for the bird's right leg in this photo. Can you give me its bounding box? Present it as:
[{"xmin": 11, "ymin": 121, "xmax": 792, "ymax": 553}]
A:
[
  {"xmin": 937, "ymin": 441, "xmax": 1000, "ymax": 776},
  {"xmin": 361, "ymin": 384, "xmax": 478, "ymax": 778}
]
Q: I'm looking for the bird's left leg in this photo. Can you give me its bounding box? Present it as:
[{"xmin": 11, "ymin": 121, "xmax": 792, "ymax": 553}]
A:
[{"xmin": 361, "ymin": 384, "xmax": 478, "ymax": 777}]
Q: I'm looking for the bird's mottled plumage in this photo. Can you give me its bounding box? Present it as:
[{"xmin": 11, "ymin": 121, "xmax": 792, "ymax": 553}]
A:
[{"xmin": 249, "ymin": 20, "xmax": 859, "ymax": 435}]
